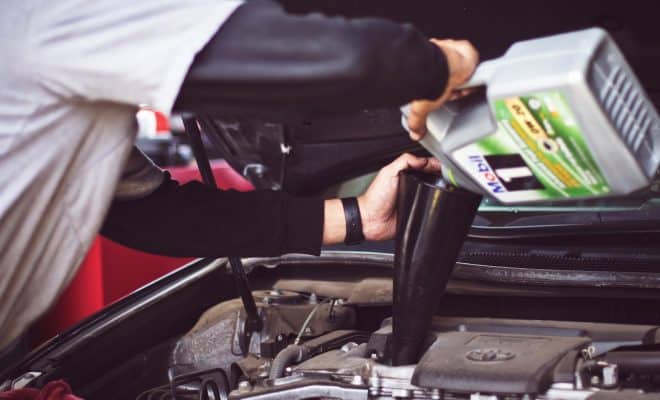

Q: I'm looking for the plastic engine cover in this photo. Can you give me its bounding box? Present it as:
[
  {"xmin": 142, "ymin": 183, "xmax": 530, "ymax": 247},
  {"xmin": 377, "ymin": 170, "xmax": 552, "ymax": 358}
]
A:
[{"xmin": 412, "ymin": 331, "xmax": 589, "ymax": 394}]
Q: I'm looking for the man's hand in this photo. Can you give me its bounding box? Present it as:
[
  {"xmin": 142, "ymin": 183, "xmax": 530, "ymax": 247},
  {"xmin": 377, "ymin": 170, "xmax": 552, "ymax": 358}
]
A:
[
  {"xmin": 322, "ymin": 153, "xmax": 441, "ymax": 245},
  {"xmin": 407, "ymin": 39, "xmax": 479, "ymax": 141}
]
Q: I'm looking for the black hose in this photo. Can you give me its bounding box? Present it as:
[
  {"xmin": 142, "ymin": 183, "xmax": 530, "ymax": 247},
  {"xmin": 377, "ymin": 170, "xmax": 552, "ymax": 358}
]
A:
[
  {"xmin": 268, "ymin": 331, "xmax": 370, "ymax": 380},
  {"xmin": 604, "ymin": 351, "xmax": 660, "ymax": 374},
  {"xmin": 268, "ymin": 345, "xmax": 311, "ymax": 380},
  {"xmin": 578, "ymin": 351, "xmax": 660, "ymax": 389}
]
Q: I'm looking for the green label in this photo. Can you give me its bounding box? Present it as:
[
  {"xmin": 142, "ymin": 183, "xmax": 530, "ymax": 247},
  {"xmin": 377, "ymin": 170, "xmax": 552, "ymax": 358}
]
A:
[{"xmin": 453, "ymin": 92, "xmax": 610, "ymax": 202}]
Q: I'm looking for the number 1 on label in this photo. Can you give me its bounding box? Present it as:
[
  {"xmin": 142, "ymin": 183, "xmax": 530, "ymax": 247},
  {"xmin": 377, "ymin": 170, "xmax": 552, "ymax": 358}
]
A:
[{"xmin": 495, "ymin": 166, "xmax": 533, "ymax": 182}]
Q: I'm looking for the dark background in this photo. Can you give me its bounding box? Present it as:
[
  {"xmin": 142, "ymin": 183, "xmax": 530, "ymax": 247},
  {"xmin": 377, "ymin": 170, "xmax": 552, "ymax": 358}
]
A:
[{"xmin": 278, "ymin": 0, "xmax": 660, "ymax": 107}]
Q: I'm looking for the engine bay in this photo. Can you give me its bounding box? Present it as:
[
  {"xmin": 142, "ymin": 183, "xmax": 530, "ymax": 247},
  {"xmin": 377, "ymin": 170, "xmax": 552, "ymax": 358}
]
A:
[{"xmin": 139, "ymin": 282, "xmax": 660, "ymax": 400}]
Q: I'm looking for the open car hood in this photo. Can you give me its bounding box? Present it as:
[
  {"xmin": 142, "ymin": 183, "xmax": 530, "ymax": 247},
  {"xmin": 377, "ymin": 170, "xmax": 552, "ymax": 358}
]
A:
[{"xmin": 6, "ymin": 252, "xmax": 660, "ymax": 399}]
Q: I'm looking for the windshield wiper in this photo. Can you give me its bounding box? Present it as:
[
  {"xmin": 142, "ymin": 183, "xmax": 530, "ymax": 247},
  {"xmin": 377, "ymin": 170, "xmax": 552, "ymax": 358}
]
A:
[{"xmin": 470, "ymin": 205, "xmax": 660, "ymax": 239}]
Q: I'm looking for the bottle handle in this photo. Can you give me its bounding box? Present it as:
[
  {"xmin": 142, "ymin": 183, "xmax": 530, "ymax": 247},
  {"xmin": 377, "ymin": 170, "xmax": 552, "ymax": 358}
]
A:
[{"xmin": 457, "ymin": 58, "xmax": 498, "ymax": 90}]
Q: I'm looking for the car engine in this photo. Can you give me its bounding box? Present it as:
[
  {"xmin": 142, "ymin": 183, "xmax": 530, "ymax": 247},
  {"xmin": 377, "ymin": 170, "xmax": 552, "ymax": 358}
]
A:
[
  {"xmin": 134, "ymin": 171, "xmax": 660, "ymax": 400},
  {"xmin": 136, "ymin": 283, "xmax": 660, "ymax": 400}
]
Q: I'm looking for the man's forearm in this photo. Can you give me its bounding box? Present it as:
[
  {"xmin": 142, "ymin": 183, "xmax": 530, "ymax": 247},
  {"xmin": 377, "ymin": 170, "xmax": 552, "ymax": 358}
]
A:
[
  {"xmin": 102, "ymin": 153, "xmax": 441, "ymax": 256},
  {"xmin": 101, "ymin": 173, "xmax": 325, "ymax": 257},
  {"xmin": 174, "ymin": 0, "xmax": 449, "ymax": 112},
  {"xmin": 103, "ymin": 174, "xmax": 359, "ymax": 255}
]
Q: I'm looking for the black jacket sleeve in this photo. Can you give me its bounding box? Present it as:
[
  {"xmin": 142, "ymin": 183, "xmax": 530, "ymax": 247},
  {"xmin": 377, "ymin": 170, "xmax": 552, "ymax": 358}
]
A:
[
  {"xmin": 101, "ymin": 173, "xmax": 324, "ymax": 257},
  {"xmin": 174, "ymin": 0, "xmax": 449, "ymax": 112},
  {"xmin": 105, "ymin": 2, "xmax": 448, "ymax": 257}
]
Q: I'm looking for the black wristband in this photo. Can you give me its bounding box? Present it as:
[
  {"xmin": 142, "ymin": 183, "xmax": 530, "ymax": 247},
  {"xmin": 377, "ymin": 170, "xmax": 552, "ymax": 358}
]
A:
[{"xmin": 341, "ymin": 197, "xmax": 366, "ymax": 245}]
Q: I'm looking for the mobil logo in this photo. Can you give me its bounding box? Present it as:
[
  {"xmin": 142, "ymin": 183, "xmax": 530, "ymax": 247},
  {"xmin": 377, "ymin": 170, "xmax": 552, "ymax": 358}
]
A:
[{"xmin": 468, "ymin": 155, "xmax": 506, "ymax": 193}]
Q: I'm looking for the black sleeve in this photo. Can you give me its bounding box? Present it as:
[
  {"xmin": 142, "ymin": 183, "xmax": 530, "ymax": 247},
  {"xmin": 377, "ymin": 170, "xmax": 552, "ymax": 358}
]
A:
[
  {"xmin": 174, "ymin": 0, "xmax": 449, "ymax": 112},
  {"xmin": 100, "ymin": 173, "xmax": 324, "ymax": 257}
]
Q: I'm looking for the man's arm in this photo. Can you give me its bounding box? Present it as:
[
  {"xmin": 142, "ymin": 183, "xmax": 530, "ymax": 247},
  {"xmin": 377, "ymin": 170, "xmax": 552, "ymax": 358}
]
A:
[
  {"xmin": 103, "ymin": 1, "xmax": 475, "ymax": 256},
  {"xmin": 102, "ymin": 172, "xmax": 324, "ymax": 257},
  {"xmin": 101, "ymin": 154, "xmax": 440, "ymax": 257},
  {"xmin": 173, "ymin": 0, "xmax": 450, "ymax": 112}
]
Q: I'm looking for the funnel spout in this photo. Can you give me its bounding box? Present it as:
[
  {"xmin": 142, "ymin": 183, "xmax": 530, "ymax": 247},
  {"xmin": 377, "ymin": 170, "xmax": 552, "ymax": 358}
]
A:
[{"xmin": 391, "ymin": 171, "xmax": 481, "ymax": 366}]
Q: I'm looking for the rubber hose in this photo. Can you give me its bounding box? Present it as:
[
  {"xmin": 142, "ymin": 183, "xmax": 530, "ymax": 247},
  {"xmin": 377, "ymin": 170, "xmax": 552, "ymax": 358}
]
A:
[
  {"xmin": 268, "ymin": 345, "xmax": 311, "ymax": 380},
  {"xmin": 604, "ymin": 351, "xmax": 660, "ymax": 373}
]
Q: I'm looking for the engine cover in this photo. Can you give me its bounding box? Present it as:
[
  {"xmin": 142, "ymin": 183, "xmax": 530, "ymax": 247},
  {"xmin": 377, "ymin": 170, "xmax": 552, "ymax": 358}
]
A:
[
  {"xmin": 413, "ymin": 331, "xmax": 588, "ymax": 394},
  {"xmin": 278, "ymin": 316, "xmax": 660, "ymax": 399}
]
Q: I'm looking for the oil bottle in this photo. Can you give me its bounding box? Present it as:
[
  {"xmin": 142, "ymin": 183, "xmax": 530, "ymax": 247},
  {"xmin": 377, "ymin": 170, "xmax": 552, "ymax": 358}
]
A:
[{"xmin": 404, "ymin": 28, "xmax": 660, "ymax": 203}]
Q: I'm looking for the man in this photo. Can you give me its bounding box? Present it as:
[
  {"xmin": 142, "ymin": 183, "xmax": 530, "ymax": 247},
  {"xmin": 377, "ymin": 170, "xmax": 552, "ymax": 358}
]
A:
[{"xmin": 0, "ymin": 0, "xmax": 477, "ymax": 351}]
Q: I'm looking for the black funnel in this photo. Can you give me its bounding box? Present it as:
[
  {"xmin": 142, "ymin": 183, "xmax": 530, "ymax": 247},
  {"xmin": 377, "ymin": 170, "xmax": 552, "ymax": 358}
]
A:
[{"xmin": 391, "ymin": 171, "xmax": 482, "ymax": 366}]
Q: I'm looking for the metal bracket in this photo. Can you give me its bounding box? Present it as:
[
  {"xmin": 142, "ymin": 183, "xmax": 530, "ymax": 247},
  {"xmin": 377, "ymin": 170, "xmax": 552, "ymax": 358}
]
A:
[
  {"xmin": 184, "ymin": 116, "xmax": 263, "ymax": 357},
  {"xmin": 230, "ymin": 256, "xmax": 263, "ymax": 356}
]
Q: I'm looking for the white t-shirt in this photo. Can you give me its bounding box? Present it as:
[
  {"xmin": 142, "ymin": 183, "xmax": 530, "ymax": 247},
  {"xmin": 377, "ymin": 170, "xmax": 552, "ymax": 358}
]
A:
[{"xmin": 0, "ymin": 0, "xmax": 243, "ymax": 349}]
